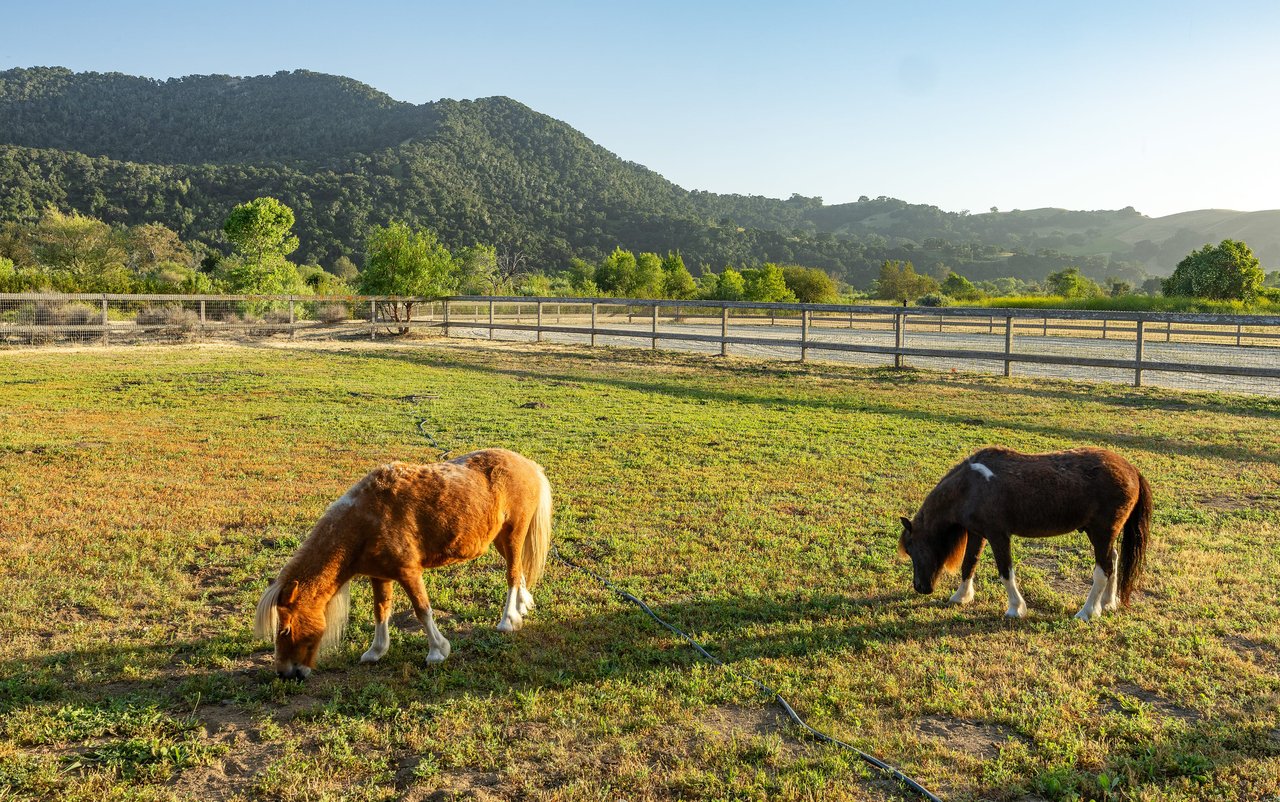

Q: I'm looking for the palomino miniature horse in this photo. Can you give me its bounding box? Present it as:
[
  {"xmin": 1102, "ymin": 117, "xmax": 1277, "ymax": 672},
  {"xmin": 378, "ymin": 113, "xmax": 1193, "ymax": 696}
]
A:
[
  {"xmin": 254, "ymin": 449, "xmax": 552, "ymax": 679},
  {"xmin": 899, "ymin": 446, "xmax": 1151, "ymax": 621}
]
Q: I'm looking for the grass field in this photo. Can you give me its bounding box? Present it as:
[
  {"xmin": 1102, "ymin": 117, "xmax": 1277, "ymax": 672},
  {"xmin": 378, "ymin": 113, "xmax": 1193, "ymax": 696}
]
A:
[{"xmin": 1, "ymin": 338, "xmax": 1278, "ymax": 802}]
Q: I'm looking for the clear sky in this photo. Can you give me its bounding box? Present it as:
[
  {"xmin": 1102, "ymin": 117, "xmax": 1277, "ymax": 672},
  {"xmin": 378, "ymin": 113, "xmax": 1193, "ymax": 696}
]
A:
[{"xmin": 4, "ymin": 1, "xmax": 1279, "ymax": 217}]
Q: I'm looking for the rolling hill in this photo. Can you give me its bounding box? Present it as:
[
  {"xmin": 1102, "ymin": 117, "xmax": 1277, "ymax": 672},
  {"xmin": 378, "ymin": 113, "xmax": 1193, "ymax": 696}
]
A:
[{"xmin": 0, "ymin": 67, "xmax": 1275, "ymax": 288}]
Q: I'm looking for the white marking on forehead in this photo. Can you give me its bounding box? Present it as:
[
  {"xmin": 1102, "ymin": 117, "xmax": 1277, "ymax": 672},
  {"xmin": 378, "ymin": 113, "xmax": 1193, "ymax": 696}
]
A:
[{"xmin": 969, "ymin": 461, "xmax": 995, "ymax": 481}]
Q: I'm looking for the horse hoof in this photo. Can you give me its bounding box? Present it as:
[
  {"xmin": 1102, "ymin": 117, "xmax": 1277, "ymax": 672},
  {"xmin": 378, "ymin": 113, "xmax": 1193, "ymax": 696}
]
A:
[
  {"xmin": 1005, "ymin": 606, "xmax": 1027, "ymax": 619},
  {"xmin": 360, "ymin": 650, "xmax": 384, "ymax": 663},
  {"xmin": 497, "ymin": 615, "xmax": 523, "ymax": 633},
  {"xmin": 1074, "ymin": 608, "xmax": 1100, "ymax": 622},
  {"xmin": 426, "ymin": 644, "xmax": 450, "ymax": 663}
]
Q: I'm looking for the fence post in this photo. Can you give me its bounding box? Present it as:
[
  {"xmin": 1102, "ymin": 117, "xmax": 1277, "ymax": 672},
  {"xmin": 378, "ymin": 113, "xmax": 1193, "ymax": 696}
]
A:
[
  {"xmin": 849, "ymin": 310, "xmax": 854, "ymax": 329},
  {"xmin": 1166, "ymin": 321, "xmax": 1172, "ymax": 342},
  {"xmin": 488, "ymin": 299, "xmax": 494, "ymax": 340},
  {"xmin": 894, "ymin": 311, "xmax": 905, "ymax": 368},
  {"xmin": 1042, "ymin": 317, "xmax": 1048, "ymax": 337},
  {"xmin": 590, "ymin": 302, "xmax": 597, "ymax": 347},
  {"xmin": 652, "ymin": 304, "xmax": 659, "ymax": 350},
  {"xmin": 289, "ymin": 297, "xmax": 296, "ymax": 340},
  {"xmin": 442, "ymin": 298, "xmax": 451, "ymax": 337},
  {"xmin": 1236, "ymin": 323, "xmax": 1242, "ymax": 347},
  {"xmin": 1102, "ymin": 318, "xmax": 1108, "ymax": 340},
  {"xmin": 720, "ymin": 306, "xmax": 729, "ymax": 356},
  {"xmin": 800, "ymin": 308, "xmax": 809, "ymax": 362},
  {"xmin": 101, "ymin": 296, "xmax": 109, "ymax": 346},
  {"xmin": 370, "ymin": 299, "xmax": 377, "ymax": 340},
  {"xmin": 1134, "ymin": 319, "xmax": 1145, "ymax": 387},
  {"xmin": 536, "ymin": 301, "xmax": 543, "ymax": 343},
  {"xmin": 1004, "ymin": 315, "xmax": 1014, "ymax": 377}
]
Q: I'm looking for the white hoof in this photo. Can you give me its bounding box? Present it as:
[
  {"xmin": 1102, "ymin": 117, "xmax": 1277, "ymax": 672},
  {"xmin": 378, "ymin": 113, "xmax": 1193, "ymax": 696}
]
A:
[
  {"xmin": 497, "ymin": 613, "xmax": 523, "ymax": 633},
  {"xmin": 1005, "ymin": 603, "xmax": 1027, "ymax": 618},
  {"xmin": 360, "ymin": 648, "xmax": 385, "ymax": 663},
  {"xmin": 426, "ymin": 641, "xmax": 451, "ymax": 663},
  {"xmin": 949, "ymin": 586, "xmax": 975, "ymax": 605},
  {"xmin": 1074, "ymin": 607, "xmax": 1102, "ymax": 622}
]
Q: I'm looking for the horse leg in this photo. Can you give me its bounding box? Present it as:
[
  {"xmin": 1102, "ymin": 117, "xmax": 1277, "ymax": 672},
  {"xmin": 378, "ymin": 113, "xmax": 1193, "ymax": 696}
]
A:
[
  {"xmin": 989, "ymin": 534, "xmax": 1027, "ymax": 618},
  {"xmin": 517, "ymin": 575, "xmax": 534, "ymax": 617},
  {"xmin": 495, "ymin": 519, "xmax": 533, "ymax": 633},
  {"xmin": 1102, "ymin": 548, "xmax": 1121, "ymax": 611},
  {"xmin": 399, "ymin": 574, "xmax": 451, "ymax": 663},
  {"xmin": 949, "ymin": 533, "xmax": 985, "ymax": 605},
  {"xmin": 1077, "ymin": 529, "xmax": 1118, "ymax": 621},
  {"xmin": 360, "ymin": 578, "xmax": 394, "ymax": 663}
]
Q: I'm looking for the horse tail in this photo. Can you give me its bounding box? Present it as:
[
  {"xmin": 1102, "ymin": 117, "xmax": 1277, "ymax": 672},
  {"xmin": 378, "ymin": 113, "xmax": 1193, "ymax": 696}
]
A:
[
  {"xmin": 522, "ymin": 466, "xmax": 553, "ymax": 589},
  {"xmin": 1118, "ymin": 472, "xmax": 1152, "ymax": 606}
]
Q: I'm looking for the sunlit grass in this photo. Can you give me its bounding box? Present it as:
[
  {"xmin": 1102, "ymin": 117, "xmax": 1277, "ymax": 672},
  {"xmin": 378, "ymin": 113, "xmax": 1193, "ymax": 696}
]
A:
[{"xmin": 1, "ymin": 339, "xmax": 1277, "ymax": 801}]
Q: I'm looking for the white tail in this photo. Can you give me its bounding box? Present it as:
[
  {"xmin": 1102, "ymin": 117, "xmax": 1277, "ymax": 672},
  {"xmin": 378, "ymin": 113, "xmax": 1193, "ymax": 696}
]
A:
[{"xmin": 522, "ymin": 468, "xmax": 552, "ymax": 589}]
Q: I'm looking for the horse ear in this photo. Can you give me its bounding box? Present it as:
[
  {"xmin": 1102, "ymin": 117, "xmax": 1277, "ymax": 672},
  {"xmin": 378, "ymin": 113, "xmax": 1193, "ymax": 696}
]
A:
[
  {"xmin": 281, "ymin": 580, "xmax": 300, "ymax": 605},
  {"xmin": 900, "ymin": 517, "xmax": 913, "ymax": 533}
]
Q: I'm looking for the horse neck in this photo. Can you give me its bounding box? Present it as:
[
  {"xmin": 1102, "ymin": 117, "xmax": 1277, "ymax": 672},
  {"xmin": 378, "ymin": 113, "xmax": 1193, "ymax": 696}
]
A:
[{"xmin": 280, "ymin": 527, "xmax": 354, "ymax": 604}]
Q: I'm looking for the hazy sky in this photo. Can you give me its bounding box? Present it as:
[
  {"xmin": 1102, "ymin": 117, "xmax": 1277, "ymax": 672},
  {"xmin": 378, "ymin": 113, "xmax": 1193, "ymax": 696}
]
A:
[{"xmin": 4, "ymin": 1, "xmax": 1279, "ymax": 216}]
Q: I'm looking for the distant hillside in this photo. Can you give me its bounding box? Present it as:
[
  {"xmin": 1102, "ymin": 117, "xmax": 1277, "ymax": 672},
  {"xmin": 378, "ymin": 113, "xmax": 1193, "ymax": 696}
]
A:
[{"xmin": 0, "ymin": 67, "xmax": 1274, "ymax": 287}]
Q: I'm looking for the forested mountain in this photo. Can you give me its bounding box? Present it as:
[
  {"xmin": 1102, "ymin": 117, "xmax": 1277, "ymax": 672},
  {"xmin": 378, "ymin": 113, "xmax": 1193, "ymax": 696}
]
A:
[{"xmin": 0, "ymin": 67, "xmax": 1275, "ymax": 289}]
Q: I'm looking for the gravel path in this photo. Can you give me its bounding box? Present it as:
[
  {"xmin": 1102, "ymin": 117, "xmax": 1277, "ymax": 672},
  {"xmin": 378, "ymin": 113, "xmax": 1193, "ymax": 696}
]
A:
[{"xmin": 449, "ymin": 317, "xmax": 1280, "ymax": 396}]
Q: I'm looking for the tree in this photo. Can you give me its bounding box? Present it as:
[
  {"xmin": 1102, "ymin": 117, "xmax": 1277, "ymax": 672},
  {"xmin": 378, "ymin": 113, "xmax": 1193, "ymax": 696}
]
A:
[
  {"xmin": 742, "ymin": 263, "xmax": 796, "ymax": 302},
  {"xmin": 223, "ymin": 197, "xmax": 299, "ymax": 272},
  {"xmin": 782, "ymin": 266, "xmax": 838, "ymax": 303},
  {"xmin": 660, "ymin": 252, "xmax": 697, "ymax": 299},
  {"xmin": 1162, "ymin": 239, "xmax": 1265, "ymax": 301},
  {"xmin": 1046, "ymin": 267, "xmax": 1103, "ymax": 299},
  {"xmin": 329, "ymin": 255, "xmax": 359, "ymax": 281},
  {"xmin": 711, "ymin": 267, "xmax": 746, "ymax": 301},
  {"xmin": 357, "ymin": 222, "xmax": 457, "ymax": 332},
  {"xmin": 940, "ymin": 271, "xmax": 981, "ymax": 301},
  {"xmin": 29, "ymin": 208, "xmax": 131, "ymax": 292},
  {"xmin": 631, "ymin": 252, "xmax": 664, "ymax": 298},
  {"xmin": 594, "ymin": 247, "xmax": 637, "ymax": 296},
  {"xmin": 874, "ymin": 260, "xmax": 938, "ymax": 302}
]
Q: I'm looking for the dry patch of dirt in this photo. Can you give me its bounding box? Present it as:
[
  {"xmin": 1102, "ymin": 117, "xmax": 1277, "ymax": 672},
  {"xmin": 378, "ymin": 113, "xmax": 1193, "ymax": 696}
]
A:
[
  {"xmin": 699, "ymin": 703, "xmax": 807, "ymax": 756},
  {"xmin": 1101, "ymin": 684, "xmax": 1201, "ymax": 723},
  {"xmin": 915, "ymin": 715, "xmax": 1027, "ymax": 759},
  {"xmin": 1224, "ymin": 635, "xmax": 1279, "ymax": 668},
  {"xmin": 1198, "ymin": 493, "xmax": 1280, "ymax": 511}
]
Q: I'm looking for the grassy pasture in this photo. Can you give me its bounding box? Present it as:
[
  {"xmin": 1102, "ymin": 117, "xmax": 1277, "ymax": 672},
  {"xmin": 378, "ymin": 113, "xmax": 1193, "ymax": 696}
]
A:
[{"xmin": 0, "ymin": 339, "xmax": 1278, "ymax": 802}]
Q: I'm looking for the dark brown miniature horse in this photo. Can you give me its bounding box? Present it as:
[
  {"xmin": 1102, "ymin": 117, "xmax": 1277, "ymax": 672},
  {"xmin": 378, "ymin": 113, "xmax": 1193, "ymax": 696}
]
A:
[
  {"xmin": 899, "ymin": 446, "xmax": 1151, "ymax": 621},
  {"xmin": 254, "ymin": 449, "xmax": 552, "ymax": 679}
]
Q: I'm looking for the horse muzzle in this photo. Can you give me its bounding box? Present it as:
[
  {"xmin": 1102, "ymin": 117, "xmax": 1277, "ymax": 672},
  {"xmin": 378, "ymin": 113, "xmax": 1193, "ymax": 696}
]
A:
[
  {"xmin": 276, "ymin": 664, "xmax": 312, "ymax": 681},
  {"xmin": 913, "ymin": 579, "xmax": 934, "ymax": 595}
]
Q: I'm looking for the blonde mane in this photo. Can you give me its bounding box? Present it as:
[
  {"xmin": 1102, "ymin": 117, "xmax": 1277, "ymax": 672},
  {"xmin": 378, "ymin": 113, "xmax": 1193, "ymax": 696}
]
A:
[{"xmin": 252, "ymin": 578, "xmax": 351, "ymax": 655}]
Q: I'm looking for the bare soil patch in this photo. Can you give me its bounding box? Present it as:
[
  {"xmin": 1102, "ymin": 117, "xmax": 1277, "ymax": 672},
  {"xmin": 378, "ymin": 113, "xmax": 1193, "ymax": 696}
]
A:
[{"xmin": 915, "ymin": 714, "xmax": 1027, "ymax": 759}]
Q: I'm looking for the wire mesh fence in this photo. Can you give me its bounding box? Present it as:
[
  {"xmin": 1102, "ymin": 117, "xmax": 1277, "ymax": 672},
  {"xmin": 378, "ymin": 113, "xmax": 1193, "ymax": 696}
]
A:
[{"xmin": 2, "ymin": 293, "xmax": 1278, "ymax": 395}]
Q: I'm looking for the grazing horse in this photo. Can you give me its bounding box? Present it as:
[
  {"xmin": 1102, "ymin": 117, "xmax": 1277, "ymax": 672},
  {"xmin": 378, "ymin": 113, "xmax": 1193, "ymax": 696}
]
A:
[
  {"xmin": 898, "ymin": 446, "xmax": 1151, "ymax": 621},
  {"xmin": 253, "ymin": 448, "xmax": 552, "ymax": 679}
]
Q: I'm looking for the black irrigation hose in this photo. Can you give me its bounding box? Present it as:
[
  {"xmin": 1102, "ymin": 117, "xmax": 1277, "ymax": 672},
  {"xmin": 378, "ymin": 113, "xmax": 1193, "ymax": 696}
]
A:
[
  {"xmin": 402, "ymin": 394, "xmax": 453, "ymax": 460},
  {"xmin": 552, "ymin": 544, "xmax": 945, "ymax": 802}
]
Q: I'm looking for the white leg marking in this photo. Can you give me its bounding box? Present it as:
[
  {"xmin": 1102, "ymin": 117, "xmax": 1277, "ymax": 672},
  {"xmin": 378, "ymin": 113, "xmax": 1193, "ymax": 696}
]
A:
[
  {"xmin": 360, "ymin": 619, "xmax": 390, "ymax": 663},
  {"xmin": 949, "ymin": 576, "xmax": 976, "ymax": 605},
  {"xmin": 517, "ymin": 575, "xmax": 534, "ymax": 616},
  {"xmin": 497, "ymin": 585, "xmax": 524, "ymax": 632},
  {"xmin": 1002, "ymin": 569, "xmax": 1027, "ymax": 618},
  {"xmin": 1102, "ymin": 553, "xmax": 1120, "ymax": 611},
  {"xmin": 422, "ymin": 607, "xmax": 451, "ymax": 663},
  {"xmin": 969, "ymin": 461, "xmax": 995, "ymax": 481},
  {"xmin": 1075, "ymin": 566, "xmax": 1109, "ymax": 622}
]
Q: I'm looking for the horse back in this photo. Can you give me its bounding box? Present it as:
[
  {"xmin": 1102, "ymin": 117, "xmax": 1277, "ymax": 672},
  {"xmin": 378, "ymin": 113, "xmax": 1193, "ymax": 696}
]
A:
[{"xmin": 956, "ymin": 446, "xmax": 1143, "ymax": 537}]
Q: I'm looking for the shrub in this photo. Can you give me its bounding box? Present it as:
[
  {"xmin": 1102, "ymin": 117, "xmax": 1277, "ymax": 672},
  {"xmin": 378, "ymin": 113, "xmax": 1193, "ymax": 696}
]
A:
[
  {"xmin": 315, "ymin": 303, "xmax": 351, "ymax": 323},
  {"xmin": 136, "ymin": 306, "xmax": 199, "ymax": 332},
  {"xmin": 916, "ymin": 293, "xmax": 950, "ymax": 307},
  {"xmin": 32, "ymin": 302, "xmax": 98, "ymax": 326}
]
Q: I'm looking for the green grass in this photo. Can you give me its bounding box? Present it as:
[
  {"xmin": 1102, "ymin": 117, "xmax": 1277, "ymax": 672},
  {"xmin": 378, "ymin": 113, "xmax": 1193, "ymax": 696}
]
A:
[{"xmin": 1, "ymin": 338, "xmax": 1278, "ymax": 801}]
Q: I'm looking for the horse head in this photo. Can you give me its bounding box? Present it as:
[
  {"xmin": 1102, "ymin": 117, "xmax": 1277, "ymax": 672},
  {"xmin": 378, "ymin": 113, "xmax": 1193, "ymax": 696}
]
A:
[
  {"xmin": 898, "ymin": 516, "xmax": 966, "ymax": 595},
  {"xmin": 254, "ymin": 577, "xmax": 350, "ymax": 680}
]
